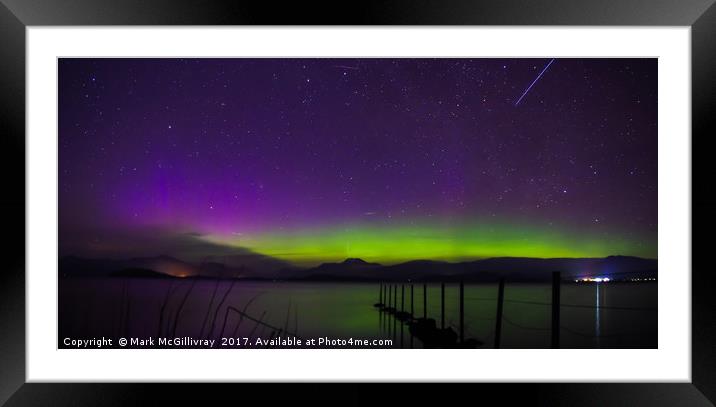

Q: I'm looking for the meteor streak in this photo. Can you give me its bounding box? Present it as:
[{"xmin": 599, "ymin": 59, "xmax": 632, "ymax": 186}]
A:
[{"xmin": 514, "ymin": 58, "xmax": 556, "ymax": 107}]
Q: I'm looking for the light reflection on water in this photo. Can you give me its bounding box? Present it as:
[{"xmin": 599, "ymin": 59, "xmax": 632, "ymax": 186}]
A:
[{"xmin": 595, "ymin": 283, "xmax": 600, "ymax": 348}]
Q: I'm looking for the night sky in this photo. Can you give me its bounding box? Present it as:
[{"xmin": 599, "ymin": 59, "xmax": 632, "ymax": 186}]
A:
[{"xmin": 59, "ymin": 58, "xmax": 657, "ymax": 267}]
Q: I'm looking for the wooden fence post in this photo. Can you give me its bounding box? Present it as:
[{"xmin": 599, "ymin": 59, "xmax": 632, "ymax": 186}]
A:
[
  {"xmin": 423, "ymin": 283, "xmax": 427, "ymax": 319},
  {"xmin": 441, "ymin": 282, "xmax": 445, "ymax": 329},
  {"xmin": 494, "ymin": 278, "xmax": 505, "ymax": 348},
  {"xmin": 401, "ymin": 284, "xmax": 405, "ymax": 313},
  {"xmin": 551, "ymin": 271, "xmax": 561, "ymax": 348},
  {"xmin": 459, "ymin": 281, "xmax": 464, "ymax": 344},
  {"xmin": 410, "ymin": 284, "xmax": 414, "ymax": 318}
]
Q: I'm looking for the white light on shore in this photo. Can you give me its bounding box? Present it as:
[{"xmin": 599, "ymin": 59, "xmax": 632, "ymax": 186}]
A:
[{"xmin": 577, "ymin": 277, "xmax": 611, "ymax": 283}]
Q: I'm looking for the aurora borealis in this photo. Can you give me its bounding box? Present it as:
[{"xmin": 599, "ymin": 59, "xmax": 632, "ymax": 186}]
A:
[{"xmin": 59, "ymin": 58, "xmax": 657, "ymax": 268}]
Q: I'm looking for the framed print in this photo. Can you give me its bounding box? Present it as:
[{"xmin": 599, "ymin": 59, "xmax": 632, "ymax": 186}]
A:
[{"xmin": 1, "ymin": 0, "xmax": 713, "ymax": 405}]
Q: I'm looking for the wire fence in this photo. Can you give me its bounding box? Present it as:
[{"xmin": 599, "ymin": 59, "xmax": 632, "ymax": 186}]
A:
[{"xmin": 383, "ymin": 284, "xmax": 656, "ymax": 347}]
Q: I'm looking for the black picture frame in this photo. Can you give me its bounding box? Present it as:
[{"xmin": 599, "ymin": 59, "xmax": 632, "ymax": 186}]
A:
[{"xmin": 0, "ymin": 1, "xmax": 712, "ymax": 405}]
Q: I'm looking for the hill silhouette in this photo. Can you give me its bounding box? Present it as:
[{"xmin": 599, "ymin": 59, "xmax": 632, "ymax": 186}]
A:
[
  {"xmin": 60, "ymin": 254, "xmax": 657, "ymax": 282},
  {"xmin": 291, "ymin": 255, "xmax": 657, "ymax": 282},
  {"xmin": 109, "ymin": 267, "xmax": 175, "ymax": 278}
]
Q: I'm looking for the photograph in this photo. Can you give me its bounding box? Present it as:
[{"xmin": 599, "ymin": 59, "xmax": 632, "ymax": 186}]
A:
[
  {"xmin": 1, "ymin": 0, "xmax": 710, "ymax": 401},
  {"xmin": 58, "ymin": 57, "xmax": 658, "ymax": 350}
]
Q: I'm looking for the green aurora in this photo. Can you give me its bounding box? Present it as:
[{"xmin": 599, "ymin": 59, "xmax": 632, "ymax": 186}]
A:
[{"xmin": 202, "ymin": 220, "xmax": 657, "ymax": 267}]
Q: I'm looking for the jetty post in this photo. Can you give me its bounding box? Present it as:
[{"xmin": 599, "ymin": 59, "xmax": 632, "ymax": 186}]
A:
[
  {"xmin": 441, "ymin": 282, "xmax": 445, "ymax": 329},
  {"xmin": 410, "ymin": 284, "xmax": 415, "ymax": 348},
  {"xmin": 494, "ymin": 278, "xmax": 505, "ymax": 348},
  {"xmin": 551, "ymin": 271, "xmax": 561, "ymax": 348},
  {"xmin": 423, "ymin": 283, "xmax": 427, "ymax": 319},
  {"xmin": 387, "ymin": 283, "xmax": 392, "ymax": 310},
  {"xmin": 401, "ymin": 284, "xmax": 405, "ymax": 314},
  {"xmin": 379, "ymin": 283, "xmax": 383, "ymax": 305},
  {"xmin": 400, "ymin": 284, "xmax": 405, "ymax": 347},
  {"xmin": 459, "ymin": 280, "xmax": 465, "ymax": 344},
  {"xmin": 410, "ymin": 284, "xmax": 414, "ymax": 318},
  {"xmin": 392, "ymin": 284, "xmax": 397, "ymax": 338}
]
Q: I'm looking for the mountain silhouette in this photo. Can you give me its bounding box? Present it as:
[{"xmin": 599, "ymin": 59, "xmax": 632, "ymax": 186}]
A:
[
  {"xmin": 342, "ymin": 258, "xmax": 380, "ymax": 266},
  {"xmin": 291, "ymin": 255, "xmax": 657, "ymax": 282},
  {"xmin": 60, "ymin": 254, "xmax": 657, "ymax": 282},
  {"xmin": 109, "ymin": 267, "xmax": 175, "ymax": 278},
  {"xmin": 58, "ymin": 254, "xmax": 288, "ymax": 278}
]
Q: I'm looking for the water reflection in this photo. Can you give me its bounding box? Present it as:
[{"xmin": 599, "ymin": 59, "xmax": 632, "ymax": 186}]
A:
[
  {"xmin": 59, "ymin": 279, "xmax": 657, "ymax": 348},
  {"xmin": 595, "ymin": 283, "xmax": 601, "ymax": 347}
]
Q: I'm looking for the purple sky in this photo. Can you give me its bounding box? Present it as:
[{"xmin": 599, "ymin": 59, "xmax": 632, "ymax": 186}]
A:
[{"xmin": 58, "ymin": 58, "xmax": 657, "ymax": 263}]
